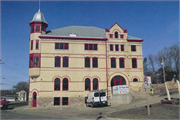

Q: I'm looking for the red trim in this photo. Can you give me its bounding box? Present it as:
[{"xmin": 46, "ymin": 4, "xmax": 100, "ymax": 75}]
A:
[
  {"xmin": 92, "ymin": 57, "xmax": 98, "ymax": 68},
  {"xmin": 54, "ymin": 97, "xmax": 60, "ymax": 106},
  {"xmin": 62, "ymin": 78, "xmax": 69, "ymax": 91},
  {"xmin": 39, "ymin": 35, "xmax": 108, "ymax": 41},
  {"xmin": 55, "ymin": 56, "xmax": 61, "ymax": 67},
  {"xmin": 111, "ymin": 57, "xmax": 116, "ymax": 68},
  {"xmin": 54, "ymin": 78, "xmax": 60, "ymax": 91},
  {"xmin": 93, "ymin": 78, "xmax": 99, "ymax": 90},
  {"xmin": 36, "ymin": 40, "xmax": 39, "ymax": 50},
  {"xmin": 105, "ymin": 28, "xmax": 109, "ymax": 32},
  {"xmin": 85, "ymin": 78, "xmax": 91, "ymax": 91},
  {"xmin": 124, "ymin": 30, "xmax": 127, "ymax": 33},
  {"xmin": 62, "ymin": 97, "xmax": 69, "ymax": 106},
  {"xmin": 109, "ymin": 23, "xmax": 124, "ymax": 31},
  {"xmin": 85, "ymin": 57, "xmax": 90, "ymax": 68},
  {"xmin": 131, "ymin": 45, "xmax": 136, "ymax": 52},
  {"xmin": 120, "ymin": 35, "xmax": 124, "ymax": 39},
  {"xmin": 29, "ymin": 53, "xmax": 41, "ymax": 68},
  {"xmin": 63, "ymin": 56, "xmax": 69, "ymax": 68},
  {"xmin": 31, "ymin": 40, "xmax": 33, "ymax": 50},
  {"xmin": 127, "ymin": 39, "xmax": 144, "ymax": 42}
]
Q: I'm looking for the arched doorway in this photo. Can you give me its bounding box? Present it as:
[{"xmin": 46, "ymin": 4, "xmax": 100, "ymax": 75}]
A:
[
  {"xmin": 32, "ymin": 92, "xmax": 37, "ymax": 107},
  {"xmin": 111, "ymin": 75, "xmax": 126, "ymax": 87}
]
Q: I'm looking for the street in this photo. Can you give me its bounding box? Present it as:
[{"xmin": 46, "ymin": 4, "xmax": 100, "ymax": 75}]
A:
[{"xmin": 1, "ymin": 93, "xmax": 179, "ymax": 120}]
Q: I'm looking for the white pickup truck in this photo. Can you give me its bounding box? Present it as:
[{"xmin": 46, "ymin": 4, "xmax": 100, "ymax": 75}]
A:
[{"xmin": 86, "ymin": 91, "xmax": 108, "ymax": 108}]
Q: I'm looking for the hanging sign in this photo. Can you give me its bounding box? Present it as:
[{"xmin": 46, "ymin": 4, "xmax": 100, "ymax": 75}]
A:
[{"xmin": 113, "ymin": 85, "xmax": 129, "ymax": 94}]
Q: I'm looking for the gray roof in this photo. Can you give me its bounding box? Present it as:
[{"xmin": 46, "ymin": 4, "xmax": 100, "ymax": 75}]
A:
[
  {"xmin": 46, "ymin": 26, "xmax": 106, "ymax": 38},
  {"xmin": 44, "ymin": 26, "xmax": 141, "ymax": 40}
]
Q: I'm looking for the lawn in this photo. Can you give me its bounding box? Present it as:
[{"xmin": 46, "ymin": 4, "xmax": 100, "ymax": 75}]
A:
[{"xmin": 107, "ymin": 103, "xmax": 180, "ymax": 119}]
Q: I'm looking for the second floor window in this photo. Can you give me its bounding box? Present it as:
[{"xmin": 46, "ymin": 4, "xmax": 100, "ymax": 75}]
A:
[
  {"xmin": 131, "ymin": 45, "xmax": 136, "ymax": 51},
  {"xmin": 110, "ymin": 44, "xmax": 113, "ymax": 51},
  {"xmin": 92, "ymin": 57, "xmax": 98, "ymax": 68},
  {"xmin": 63, "ymin": 57, "xmax": 69, "ymax": 67},
  {"xmin": 55, "ymin": 43, "xmax": 69, "ymax": 50},
  {"xmin": 119, "ymin": 58, "xmax": 125, "ymax": 68},
  {"xmin": 85, "ymin": 44, "xmax": 97, "ymax": 50},
  {"xmin": 111, "ymin": 58, "xmax": 116, "ymax": 68},
  {"xmin": 121, "ymin": 45, "xmax": 124, "ymax": 51},
  {"xmin": 63, "ymin": 78, "xmax": 68, "ymax": 91},
  {"xmin": 29, "ymin": 53, "xmax": 41, "ymax": 68},
  {"xmin": 55, "ymin": 57, "xmax": 61, "ymax": 67},
  {"xmin": 132, "ymin": 58, "xmax": 137, "ymax": 68},
  {"xmin": 115, "ymin": 45, "xmax": 119, "ymax": 51},
  {"xmin": 85, "ymin": 57, "xmax": 90, "ymax": 68}
]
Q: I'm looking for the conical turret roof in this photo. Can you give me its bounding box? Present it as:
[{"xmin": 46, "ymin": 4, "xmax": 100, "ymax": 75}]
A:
[{"xmin": 30, "ymin": 9, "xmax": 47, "ymax": 24}]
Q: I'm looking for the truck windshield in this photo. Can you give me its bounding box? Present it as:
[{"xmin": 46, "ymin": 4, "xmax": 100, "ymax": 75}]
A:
[
  {"xmin": 100, "ymin": 92, "xmax": 106, "ymax": 96},
  {"xmin": 94, "ymin": 93, "xmax": 99, "ymax": 97}
]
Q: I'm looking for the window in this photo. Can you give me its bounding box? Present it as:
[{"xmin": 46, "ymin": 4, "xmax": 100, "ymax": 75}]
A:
[
  {"xmin": 35, "ymin": 26, "xmax": 40, "ymax": 32},
  {"xmin": 55, "ymin": 57, "xmax": 60, "ymax": 67},
  {"xmin": 119, "ymin": 58, "xmax": 125, "ymax": 68},
  {"xmin": 29, "ymin": 53, "xmax": 41, "ymax": 68},
  {"xmin": 92, "ymin": 57, "xmax": 98, "ymax": 68},
  {"xmin": 31, "ymin": 26, "xmax": 34, "ymax": 33},
  {"xmin": 131, "ymin": 45, "xmax": 136, "ymax": 51},
  {"xmin": 115, "ymin": 32, "xmax": 118, "ymax": 38},
  {"xmin": 93, "ymin": 78, "xmax": 98, "ymax": 90},
  {"xmin": 85, "ymin": 78, "xmax": 91, "ymax": 90},
  {"xmin": 111, "ymin": 58, "xmax": 116, "ymax": 68},
  {"xmin": 54, "ymin": 78, "xmax": 60, "ymax": 90},
  {"xmin": 62, "ymin": 97, "xmax": 68, "ymax": 106},
  {"xmin": 110, "ymin": 44, "xmax": 113, "ymax": 51},
  {"xmin": 42, "ymin": 26, "xmax": 46, "ymax": 31},
  {"xmin": 120, "ymin": 35, "xmax": 123, "ymax": 39},
  {"xmin": 115, "ymin": 45, "xmax": 119, "ymax": 51},
  {"xmin": 63, "ymin": 57, "xmax": 68, "ymax": 67},
  {"xmin": 121, "ymin": 45, "xmax": 124, "ymax": 51},
  {"xmin": 55, "ymin": 43, "xmax": 69, "ymax": 50},
  {"xmin": 54, "ymin": 97, "xmax": 60, "ymax": 106},
  {"xmin": 132, "ymin": 58, "xmax": 137, "ymax": 68},
  {"xmin": 85, "ymin": 57, "xmax": 90, "ymax": 68},
  {"xmin": 84, "ymin": 44, "xmax": 98, "ymax": 50},
  {"xmin": 109, "ymin": 34, "xmax": 113, "ymax": 38},
  {"xmin": 63, "ymin": 78, "xmax": 68, "ymax": 91},
  {"xmin": 133, "ymin": 78, "xmax": 138, "ymax": 82},
  {"xmin": 31, "ymin": 40, "xmax": 33, "ymax": 50},
  {"xmin": 35, "ymin": 41, "xmax": 39, "ymax": 50}
]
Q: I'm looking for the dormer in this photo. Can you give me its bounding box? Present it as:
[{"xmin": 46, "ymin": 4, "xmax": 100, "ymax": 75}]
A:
[{"xmin": 106, "ymin": 23, "xmax": 127, "ymax": 40}]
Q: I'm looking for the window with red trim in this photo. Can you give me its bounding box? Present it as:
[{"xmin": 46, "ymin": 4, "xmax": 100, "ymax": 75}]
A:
[
  {"xmin": 29, "ymin": 53, "xmax": 41, "ymax": 68},
  {"xmin": 121, "ymin": 45, "xmax": 124, "ymax": 51},
  {"xmin": 120, "ymin": 35, "xmax": 124, "ymax": 39},
  {"xmin": 132, "ymin": 58, "xmax": 137, "ymax": 68},
  {"xmin": 55, "ymin": 57, "xmax": 60, "ymax": 67},
  {"xmin": 115, "ymin": 32, "xmax": 118, "ymax": 38},
  {"xmin": 31, "ymin": 26, "xmax": 34, "ymax": 33},
  {"xmin": 119, "ymin": 58, "xmax": 125, "ymax": 68},
  {"xmin": 35, "ymin": 26, "xmax": 40, "ymax": 32},
  {"xmin": 62, "ymin": 97, "xmax": 68, "ymax": 106},
  {"xmin": 54, "ymin": 97, "xmax": 60, "ymax": 106},
  {"xmin": 133, "ymin": 78, "xmax": 138, "ymax": 82},
  {"xmin": 110, "ymin": 44, "xmax": 113, "ymax": 51},
  {"xmin": 131, "ymin": 45, "xmax": 136, "ymax": 51},
  {"xmin": 93, "ymin": 78, "xmax": 98, "ymax": 90},
  {"xmin": 36, "ymin": 40, "xmax": 39, "ymax": 50},
  {"xmin": 92, "ymin": 57, "xmax": 98, "ymax": 68},
  {"xmin": 85, "ymin": 57, "xmax": 90, "ymax": 68},
  {"xmin": 115, "ymin": 45, "xmax": 119, "ymax": 51},
  {"xmin": 63, "ymin": 57, "xmax": 68, "ymax": 67},
  {"xmin": 111, "ymin": 58, "xmax": 116, "ymax": 68},
  {"xmin": 55, "ymin": 43, "xmax": 69, "ymax": 50},
  {"xmin": 63, "ymin": 78, "xmax": 68, "ymax": 91},
  {"xmin": 54, "ymin": 78, "xmax": 60, "ymax": 91},
  {"xmin": 85, "ymin": 78, "xmax": 91, "ymax": 91},
  {"xmin": 85, "ymin": 44, "xmax": 98, "ymax": 50},
  {"xmin": 31, "ymin": 40, "xmax": 33, "ymax": 50},
  {"xmin": 109, "ymin": 34, "xmax": 113, "ymax": 38}
]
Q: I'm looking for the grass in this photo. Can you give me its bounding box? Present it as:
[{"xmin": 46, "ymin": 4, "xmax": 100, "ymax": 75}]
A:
[{"xmin": 107, "ymin": 103, "xmax": 180, "ymax": 119}]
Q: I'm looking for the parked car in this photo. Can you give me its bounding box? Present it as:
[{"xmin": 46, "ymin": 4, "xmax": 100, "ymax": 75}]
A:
[
  {"xmin": 86, "ymin": 91, "xmax": 108, "ymax": 108},
  {"xmin": 0, "ymin": 97, "xmax": 10, "ymax": 109}
]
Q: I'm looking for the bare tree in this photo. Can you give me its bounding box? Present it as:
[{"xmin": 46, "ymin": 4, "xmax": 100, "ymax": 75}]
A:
[{"xmin": 12, "ymin": 81, "xmax": 29, "ymax": 93}]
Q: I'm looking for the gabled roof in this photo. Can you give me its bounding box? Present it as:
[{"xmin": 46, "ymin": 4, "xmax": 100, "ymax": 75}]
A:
[{"xmin": 45, "ymin": 26, "xmax": 106, "ymax": 38}]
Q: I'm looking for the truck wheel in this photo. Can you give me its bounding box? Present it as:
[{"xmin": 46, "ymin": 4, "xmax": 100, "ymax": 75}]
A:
[
  {"xmin": 91, "ymin": 104, "xmax": 94, "ymax": 108},
  {"xmin": 86, "ymin": 103, "xmax": 89, "ymax": 107}
]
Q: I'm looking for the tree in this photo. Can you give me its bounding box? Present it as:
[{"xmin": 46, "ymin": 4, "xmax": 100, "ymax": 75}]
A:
[
  {"xmin": 143, "ymin": 57, "xmax": 148, "ymax": 76},
  {"xmin": 12, "ymin": 81, "xmax": 29, "ymax": 93}
]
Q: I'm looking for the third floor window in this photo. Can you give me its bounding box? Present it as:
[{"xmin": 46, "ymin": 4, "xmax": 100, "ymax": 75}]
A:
[{"xmin": 85, "ymin": 44, "xmax": 98, "ymax": 50}]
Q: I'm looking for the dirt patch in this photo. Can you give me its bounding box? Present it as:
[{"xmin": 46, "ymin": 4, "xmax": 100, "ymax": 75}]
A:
[{"xmin": 107, "ymin": 103, "xmax": 180, "ymax": 119}]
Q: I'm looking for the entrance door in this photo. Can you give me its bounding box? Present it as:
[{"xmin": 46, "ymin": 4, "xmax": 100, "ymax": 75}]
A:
[
  {"xmin": 32, "ymin": 92, "xmax": 37, "ymax": 107},
  {"xmin": 114, "ymin": 76, "xmax": 122, "ymax": 86}
]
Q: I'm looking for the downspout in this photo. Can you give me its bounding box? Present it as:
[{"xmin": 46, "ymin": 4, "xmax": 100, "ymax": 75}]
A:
[{"xmin": 105, "ymin": 40, "xmax": 108, "ymax": 98}]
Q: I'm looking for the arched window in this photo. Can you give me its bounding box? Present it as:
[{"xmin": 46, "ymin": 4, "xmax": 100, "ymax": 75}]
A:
[
  {"xmin": 133, "ymin": 78, "xmax": 138, "ymax": 82},
  {"xmin": 85, "ymin": 78, "xmax": 91, "ymax": 91},
  {"xmin": 93, "ymin": 78, "xmax": 98, "ymax": 90},
  {"xmin": 54, "ymin": 78, "xmax": 60, "ymax": 90},
  {"xmin": 111, "ymin": 57, "xmax": 116, "ymax": 68},
  {"xmin": 63, "ymin": 78, "xmax": 68, "ymax": 91},
  {"xmin": 115, "ymin": 32, "xmax": 118, "ymax": 38},
  {"xmin": 55, "ymin": 56, "xmax": 60, "ymax": 67}
]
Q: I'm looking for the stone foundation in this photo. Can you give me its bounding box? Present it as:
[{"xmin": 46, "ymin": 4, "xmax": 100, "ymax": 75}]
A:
[
  {"xmin": 69, "ymin": 97, "xmax": 85, "ymax": 106},
  {"xmin": 37, "ymin": 97, "xmax": 53, "ymax": 107}
]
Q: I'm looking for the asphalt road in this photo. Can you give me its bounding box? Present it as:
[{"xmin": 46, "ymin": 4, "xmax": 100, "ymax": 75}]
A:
[{"xmin": 1, "ymin": 93, "xmax": 179, "ymax": 120}]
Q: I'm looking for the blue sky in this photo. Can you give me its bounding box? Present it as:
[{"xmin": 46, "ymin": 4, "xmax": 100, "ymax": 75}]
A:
[{"xmin": 0, "ymin": 1, "xmax": 179, "ymax": 90}]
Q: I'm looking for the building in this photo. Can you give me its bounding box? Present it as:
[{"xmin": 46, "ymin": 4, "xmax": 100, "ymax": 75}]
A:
[{"xmin": 29, "ymin": 9, "xmax": 144, "ymax": 107}]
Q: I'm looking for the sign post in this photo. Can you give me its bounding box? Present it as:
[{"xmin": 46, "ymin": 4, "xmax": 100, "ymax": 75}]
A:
[{"xmin": 144, "ymin": 76, "xmax": 150, "ymax": 115}]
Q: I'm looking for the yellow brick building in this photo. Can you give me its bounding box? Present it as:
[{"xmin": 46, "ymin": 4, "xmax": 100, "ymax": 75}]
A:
[{"xmin": 29, "ymin": 9, "xmax": 144, "ymax": 107}]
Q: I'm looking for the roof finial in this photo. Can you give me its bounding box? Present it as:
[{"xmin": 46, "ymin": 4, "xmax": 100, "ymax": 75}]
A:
[{"xmin": 39, "ymin": 0, "xmax": 40, "ymax": 12}]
